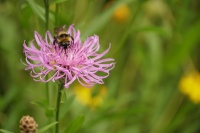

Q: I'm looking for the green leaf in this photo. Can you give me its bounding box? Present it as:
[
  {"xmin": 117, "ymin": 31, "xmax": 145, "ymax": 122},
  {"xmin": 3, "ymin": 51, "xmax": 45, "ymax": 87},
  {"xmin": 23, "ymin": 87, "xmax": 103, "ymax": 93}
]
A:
[
  {"xmin": 50, "ymin": 0, "xmax": 68, "ymax": 4},
  {"xmin": 60, "ymin": 95, "xmax": 75, "ymax": 119},
  {"xmin": 26, "ymin": 0, "xmax": 45, "ymax": 22},
  {"xmin": 64, "ymin": 115, "xmax": 85, "ymax": 133},
  {"xmin": 38, "ymin": 122, "xmax": 58, "ymax": 133},
  {"xmin": 26, "ymin": 0, "xmax": 55, "ymax": 23},
  {"xmin": 31, "ymin": 100, "xmax": 55, "ymax": 111},
  {"xmin": 0, "ymin": 129, "xmax": 13, "ymax": 133},
  {"xmin": 83, "ymin": 0, "xmax": 135, "ymax": 35}
]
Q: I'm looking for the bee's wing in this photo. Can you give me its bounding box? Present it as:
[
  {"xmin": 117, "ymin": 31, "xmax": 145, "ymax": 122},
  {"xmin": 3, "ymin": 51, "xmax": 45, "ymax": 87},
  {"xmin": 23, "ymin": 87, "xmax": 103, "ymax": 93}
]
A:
[
  {"xmin": 54, "ymin": 26, "xmax": 65, "ymax": 34},
  {"xmin": 54, "ymin": 27, "xmax": 60, "ymax": 34},
  {"xmin": 62, "ymin": 25, "xmax": 66, "ymax": 29}
]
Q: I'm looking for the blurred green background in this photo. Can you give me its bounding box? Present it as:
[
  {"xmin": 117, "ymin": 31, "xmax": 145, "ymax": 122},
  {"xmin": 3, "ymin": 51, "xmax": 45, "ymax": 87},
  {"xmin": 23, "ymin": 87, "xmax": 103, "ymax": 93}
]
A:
[{"xmin": 1, "ymin": 0, "xmax": 200, "ymax": 133}]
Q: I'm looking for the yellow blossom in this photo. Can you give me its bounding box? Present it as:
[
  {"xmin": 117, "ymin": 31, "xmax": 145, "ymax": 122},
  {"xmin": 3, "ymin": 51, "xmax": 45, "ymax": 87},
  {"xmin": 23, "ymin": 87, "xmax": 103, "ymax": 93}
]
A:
[
  {"xmin": 73, "ymin": 85, "xmax": 107, "ymax": 109},
  {"xmin": 113, "ymin": 4, "xmax": 131, "ymax": 23},
  {"xmin": 179, "ymin": 72, "xmax": 200, "ymax": 103}
]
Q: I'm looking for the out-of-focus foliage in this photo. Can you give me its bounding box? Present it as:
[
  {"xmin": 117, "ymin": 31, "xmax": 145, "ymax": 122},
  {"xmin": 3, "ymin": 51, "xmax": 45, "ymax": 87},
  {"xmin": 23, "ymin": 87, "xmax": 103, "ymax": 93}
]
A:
[{"xmin": 0, "ymin": 0, "xmax": 200, "ymax": 133}]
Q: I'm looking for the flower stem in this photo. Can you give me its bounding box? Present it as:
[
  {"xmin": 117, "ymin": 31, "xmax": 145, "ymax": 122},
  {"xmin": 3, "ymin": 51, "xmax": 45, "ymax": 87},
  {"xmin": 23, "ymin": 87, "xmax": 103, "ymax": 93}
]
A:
[
  {"xmin": 44, "ymin": 0, "xmax": 50, "ymax": 121},
  {"xmin": 55, "ymin": 83, "xmax": 64, "ymax": 133},
  {"xmin": 44, "ymin": 0, "xmax": 49, "ymax": 30}
]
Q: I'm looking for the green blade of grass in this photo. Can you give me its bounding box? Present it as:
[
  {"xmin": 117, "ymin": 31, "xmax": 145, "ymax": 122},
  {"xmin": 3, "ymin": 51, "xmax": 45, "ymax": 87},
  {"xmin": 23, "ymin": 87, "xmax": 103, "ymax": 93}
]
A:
[
  {"xmin": 0, "ymin": 129, "xmax": 13, "ymax": 133},
  {"xmin": 64, "ymin": 115, "xmax": 85, "ymax": 133},
  {"xmin": 38, "ymin": 122, "xmax": 58, "ymax": 133},
  {"xmin": 49, "ymin": 0, "xmax": 68, "ymax": 4}
]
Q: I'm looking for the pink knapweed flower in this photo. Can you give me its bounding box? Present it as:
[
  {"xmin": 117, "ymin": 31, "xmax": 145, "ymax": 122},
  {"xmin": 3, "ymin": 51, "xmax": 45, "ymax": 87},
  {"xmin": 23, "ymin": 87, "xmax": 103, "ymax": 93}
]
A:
[{"xmin": 23, "ymin": 25, "xmax": 115, "ymax": 88}]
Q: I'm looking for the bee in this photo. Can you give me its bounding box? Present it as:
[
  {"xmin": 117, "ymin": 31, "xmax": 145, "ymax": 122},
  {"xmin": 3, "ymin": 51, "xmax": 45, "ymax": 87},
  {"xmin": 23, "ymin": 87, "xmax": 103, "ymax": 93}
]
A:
[{"xmin": 53, "ymin": 26, "xmax": 74, "ymax": 50}]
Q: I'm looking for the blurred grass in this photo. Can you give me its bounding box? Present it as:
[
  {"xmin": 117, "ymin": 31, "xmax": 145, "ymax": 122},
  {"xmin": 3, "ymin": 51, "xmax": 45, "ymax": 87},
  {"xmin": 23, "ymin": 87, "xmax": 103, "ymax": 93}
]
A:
[{"xmin": 0, "ymin": 0, "xmax": 200, "ymax": 133}]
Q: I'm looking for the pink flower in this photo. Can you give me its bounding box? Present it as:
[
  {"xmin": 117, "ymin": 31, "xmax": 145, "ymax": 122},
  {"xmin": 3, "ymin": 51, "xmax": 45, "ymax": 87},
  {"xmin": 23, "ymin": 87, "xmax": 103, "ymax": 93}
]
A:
[{"xmin": 23, "ymin": 25, "xmax": 115, "ymax": 88}]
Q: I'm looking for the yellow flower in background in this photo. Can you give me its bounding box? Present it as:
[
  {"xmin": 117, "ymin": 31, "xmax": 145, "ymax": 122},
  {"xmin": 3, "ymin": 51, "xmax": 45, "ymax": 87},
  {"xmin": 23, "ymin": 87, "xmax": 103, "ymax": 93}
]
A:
[
  {"xmin": 73, "ymin": 85, "xmax": 107, "ymax": 109},
  {"xmin": 179, "ymin": 72, "xmax": 200, "ymax": 103},
  {"xmin": 113, "ymin": 4, "xmax": 131, "ymax": 23},
  {"xmin": 143, "ymin": 0, "xmax": 168, "ymax": 17}
]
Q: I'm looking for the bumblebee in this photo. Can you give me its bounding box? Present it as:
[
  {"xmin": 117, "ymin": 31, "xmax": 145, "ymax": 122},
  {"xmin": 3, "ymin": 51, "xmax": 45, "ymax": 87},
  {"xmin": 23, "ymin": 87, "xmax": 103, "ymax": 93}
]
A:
[{"xmin": 53, "ymin": 26, "xmax": 74, "ymax": 50}]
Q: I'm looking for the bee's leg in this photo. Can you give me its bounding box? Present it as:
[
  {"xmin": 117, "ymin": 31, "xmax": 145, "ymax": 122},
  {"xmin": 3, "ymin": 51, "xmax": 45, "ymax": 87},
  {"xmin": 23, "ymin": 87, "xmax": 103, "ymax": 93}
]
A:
[
  {"xmin": 64, "ymin": 46, "xmax": 67, "ymax": 54},
  {"xmin": 53, "ymin": 37, "xmax": 56, "ymax": 45}
]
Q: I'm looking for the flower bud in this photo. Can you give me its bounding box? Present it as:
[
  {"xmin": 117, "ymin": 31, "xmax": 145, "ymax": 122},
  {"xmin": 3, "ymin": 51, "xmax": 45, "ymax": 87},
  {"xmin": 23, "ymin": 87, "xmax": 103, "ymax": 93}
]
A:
[{"xmin": 19, "ymin": 115, "xmax": 38, "ymax": 133}]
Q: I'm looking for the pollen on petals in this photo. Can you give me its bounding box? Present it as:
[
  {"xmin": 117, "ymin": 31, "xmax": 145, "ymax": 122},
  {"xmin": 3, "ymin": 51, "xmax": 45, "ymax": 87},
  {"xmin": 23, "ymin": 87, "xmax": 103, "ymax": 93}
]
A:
[{"xmin": 22, "ymin": 24, "xmax": 115, "ymax": 88}]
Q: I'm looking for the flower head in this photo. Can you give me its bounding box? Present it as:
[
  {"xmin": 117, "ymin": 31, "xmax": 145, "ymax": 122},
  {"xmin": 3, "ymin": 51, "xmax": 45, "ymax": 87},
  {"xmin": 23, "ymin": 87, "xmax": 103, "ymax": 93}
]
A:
[
  {"xmin": 179, "ymin": 72, "xmax": 200, "ymax": 104},
  {"xmin": 23, "ymin": 25, "xmax": 115, "ymax": 88}
]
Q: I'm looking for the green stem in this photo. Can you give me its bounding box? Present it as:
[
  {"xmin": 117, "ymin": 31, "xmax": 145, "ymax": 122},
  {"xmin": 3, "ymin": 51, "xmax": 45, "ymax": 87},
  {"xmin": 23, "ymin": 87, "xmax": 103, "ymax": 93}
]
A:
[
  {"xmin": 45, "ymin": 80, "xmax": 50, "ymax": 104},
  {"xmin": 55, "ymin": 83, "xmax": 64, "ymax": 133},
  {"xmin": 44, "ymin": 0, "xmax": 50, "ymax": 118},
  {"xmin": 44, "ymin": 0, "xmax": 49, "ymax": 30}
]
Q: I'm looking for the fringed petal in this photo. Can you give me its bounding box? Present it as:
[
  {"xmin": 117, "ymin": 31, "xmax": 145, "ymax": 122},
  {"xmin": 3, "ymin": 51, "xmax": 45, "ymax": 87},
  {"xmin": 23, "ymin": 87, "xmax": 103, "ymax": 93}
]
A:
[{"xmin": 92, "ymin": 44, "xmax": 111, "ymax": 61}]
